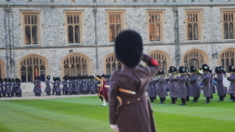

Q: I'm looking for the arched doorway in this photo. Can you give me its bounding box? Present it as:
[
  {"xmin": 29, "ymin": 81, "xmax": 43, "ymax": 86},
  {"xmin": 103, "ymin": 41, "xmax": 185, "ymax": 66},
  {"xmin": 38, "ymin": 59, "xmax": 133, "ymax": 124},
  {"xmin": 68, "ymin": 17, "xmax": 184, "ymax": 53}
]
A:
[
  {"xmin": 104, "ymin": 52, "xmax": 121, "ymax": 75},
  {"xmin": 0, "ymin": 59, "xmax": 5, "ymax": 78},
  {"xmin": 148, "ymin": 50, "xmax": 171, "ymax": 73},
  {"xmin": 61, "ymin": 53, "xmax": 91, "ymax": 77},
  {"xmin": 219, "ymin": 48, "xmax": 235, "ymax": 72},
  {"xmin": 182, "ymin": 49, "xmax": 208, "ymax": 69},
  {"xmin": 18, "ymin": 54, "xmax": 49, "ymax": 82}
]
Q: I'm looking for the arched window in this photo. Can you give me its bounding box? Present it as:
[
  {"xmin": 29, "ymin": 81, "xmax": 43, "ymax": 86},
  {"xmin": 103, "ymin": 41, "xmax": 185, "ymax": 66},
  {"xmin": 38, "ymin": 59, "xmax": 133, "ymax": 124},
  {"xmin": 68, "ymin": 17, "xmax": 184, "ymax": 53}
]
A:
[
  {"xmin": 20, "ymin": 56, "xmax": 46, "ymax": 82},
  {"xmin": 223, "ymin": 12, "xmax": 234, "ymax": 39},
  {"xmin": 183, "ymin": 50, "xmax": 206, "ymax": 69},
  {"xmin": 149, "ymin": 51, "xmax": 169, "ymax": 72},
  {"xmin": 220, "ymin": 49, "xmax": 235, "ymax": 72},
  {"xmin": 63, "ymin": 54, "xmax": 88, "ymax": 76},
  {"xmin": 105, "ymin": 53, "xmax": 121, "ymax": 75}
]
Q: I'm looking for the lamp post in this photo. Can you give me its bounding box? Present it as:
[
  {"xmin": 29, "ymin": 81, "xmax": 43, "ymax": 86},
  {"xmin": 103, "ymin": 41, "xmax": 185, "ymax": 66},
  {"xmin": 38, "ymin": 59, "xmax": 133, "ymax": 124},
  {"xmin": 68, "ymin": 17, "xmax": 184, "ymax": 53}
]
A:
[{"xmin": 212, "ymin": 51, "xmax": 218, "ymax": 59}]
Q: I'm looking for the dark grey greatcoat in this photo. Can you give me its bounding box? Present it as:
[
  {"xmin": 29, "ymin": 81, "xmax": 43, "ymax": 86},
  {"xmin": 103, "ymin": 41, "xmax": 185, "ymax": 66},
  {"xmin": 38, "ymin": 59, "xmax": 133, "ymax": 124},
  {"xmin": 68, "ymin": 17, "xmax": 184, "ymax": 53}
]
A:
[
  {"xmin": 158, "ymin": 76, "xmax": 166, "ymax": 98},
  {"xmin": 147, "ymin": 79, "xmax": 155, "ymax": 98},
  {"xmin": 189, "ymin": 73, "xmax": 200, "ymax": 97},
  {"xmin": 0, "ymin": 83, "xmax": 5, "ymax": 94},
  {"xmin": 44, "ymin": 80, "xmax": 51, "ymax": 92},
  {"xmin": 177, "ymin": 75, "xmax": 187, "ymax": 99},
  {"xmin": 168, "ymin": 75, "xmax": 178, "ymax": 98},
  {"xmin": 153, "ymin": 80, "xmax": 159, "ymax": 96},
  {"xmin": 79, "ymin": 80, "xmax": 84, "ymax": 91},
  {"xmin": 74, "ymin": 80, "xmax": 80, "ymax": 92},
  {"xmin": 201, "ymin": 73, "xmax": 211, "ymax": 97},
  {"xmin": 109, "ymin": 54, "xmax": 160, "ymax": 132},
  {"xmin": 34, "ymin": 81, "xmax": 42, "ymax": 93},
  {"xmin": 5, "ymin": 82, "xmax": 11, "ymax": 93},
  {"xmin": 11, "ymin": 83, "xmax": 17, "ymax": 93},
  {"xmin": 209, "ymin": 74, "xmax": 214, "ymax": 96},
  {"xmin": 15, "ymin": 83, "xmax": 22, "ymax": 93},
  {"xmin": 210, "ymin": 76, "xmax": 216, "ymax": 94},
  {"xmin": 88, "ymin": 80, "xmax": 96, "ymax": 92},
  {"xmin": 215, "ymin": 74, "xmax": 226, "ymax": 96},
  {"xmin": 68, "ymin": 81, "xmax": 73, "ymax": 92},
  {"xmin": 62, "ymin": 81, "xmax": 68, "ymax": 92},
  {"xmin": 185, "ymin": 77, "xmax": 191, "ymax": 96},
  {"xmin": 227, "ymin": 73, "xmax": 235, "ymax": 96},
  {"xmin": 52, "ymin": 81, "xmax": 56, "ymax": 92},
  {"xmin": 82, "ymin": 80, "xmax": 88, "ymax": 92},
  {"xmin": 0, "ymin": 83, "xmax": 2, "ymax": 94},
  {"xmin": 55, "ymin": 81, "xmax": 61, "ymax": 93}
]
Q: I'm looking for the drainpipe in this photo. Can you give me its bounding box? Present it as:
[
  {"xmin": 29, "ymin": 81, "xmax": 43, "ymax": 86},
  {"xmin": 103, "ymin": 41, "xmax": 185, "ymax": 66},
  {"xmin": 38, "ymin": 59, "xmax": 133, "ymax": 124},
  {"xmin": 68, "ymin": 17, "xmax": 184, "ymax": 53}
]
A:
[
  {"xmin": 93, "ymin": 7, "xmax": 99, "ymax": 72},
  {"xmin": 173, "ymin": 6, "xmax": 181, "ymax": 68}
]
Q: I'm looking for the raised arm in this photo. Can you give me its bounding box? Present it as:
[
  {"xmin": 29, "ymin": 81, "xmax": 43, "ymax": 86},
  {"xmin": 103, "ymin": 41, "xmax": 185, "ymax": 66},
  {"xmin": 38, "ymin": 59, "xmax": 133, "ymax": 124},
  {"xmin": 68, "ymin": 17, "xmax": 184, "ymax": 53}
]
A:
[{"xmin": 141, "ymin": 54, "xmax": 160, "ymax": 77}]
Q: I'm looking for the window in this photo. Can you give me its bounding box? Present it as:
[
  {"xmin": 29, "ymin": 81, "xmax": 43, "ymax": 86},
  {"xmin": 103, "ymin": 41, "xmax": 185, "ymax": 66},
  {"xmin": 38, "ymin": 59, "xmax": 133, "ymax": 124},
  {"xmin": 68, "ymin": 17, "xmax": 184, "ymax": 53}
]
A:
[
  {"xmin": 65, "ymin": 11, "xmax": 83, "ymax": 44},
  {"xmin": 149, "ymin": 52, "xmax": 168, "ymax": 72},
  {"xmin": 63, "ymin": 54, "xmax": 88, "ymax": 76},
  {"xmin": 148, "ymin": 10, "xmax": 164, "ymax": 42},
  {"xmin": 183, "ymin": 50, "xmax": 206, "ymax": 69},
  {"xmin": 107, "ymin": 11, "xmax": 124, "ymax": 43},
  {"xmin": 186, "ymin": 10, "xmax": 202, "ymax": 41},
  {"xmin": 22, "ymin": 12, "xmax": 40, "ymax": 45},
  {"xmin": 220, "ymin": 49, "xmax": 235, "ymax": 72},
  {"xmin": 20, "ymin": 56, "xmax": 46, "ymax": 82},
  {"xmin": 223, "ymin": 12, "xmax": 235, "ymax": 39},
  {"xmin": 105, "ymin": 53, "xmax": 121, "ymax": 75}
]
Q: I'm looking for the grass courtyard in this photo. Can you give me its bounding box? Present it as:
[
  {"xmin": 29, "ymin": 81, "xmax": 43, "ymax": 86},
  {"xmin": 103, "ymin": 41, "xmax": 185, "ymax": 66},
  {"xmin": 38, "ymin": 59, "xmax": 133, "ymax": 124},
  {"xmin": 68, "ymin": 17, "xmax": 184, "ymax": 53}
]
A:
[{"xmin": 0, "ymin": 95, "xmax": 234, "ymax": 132}]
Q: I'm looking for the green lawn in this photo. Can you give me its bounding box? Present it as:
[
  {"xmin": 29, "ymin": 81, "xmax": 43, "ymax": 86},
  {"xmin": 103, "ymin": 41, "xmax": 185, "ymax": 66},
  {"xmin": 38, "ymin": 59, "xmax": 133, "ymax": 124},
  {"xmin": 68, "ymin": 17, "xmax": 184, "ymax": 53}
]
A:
[{"xmin": 0, "ymin": 95, "xmax": 234, "ymax": 132}]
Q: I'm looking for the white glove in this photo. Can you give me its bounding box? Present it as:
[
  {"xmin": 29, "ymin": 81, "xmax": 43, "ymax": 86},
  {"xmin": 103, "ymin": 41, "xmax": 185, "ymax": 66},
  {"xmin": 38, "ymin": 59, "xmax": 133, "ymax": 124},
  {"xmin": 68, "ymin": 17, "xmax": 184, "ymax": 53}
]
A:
[
  {"xmin": 110, "ymin": 124, "xmax": 119, "ymax": 132},
  {"xmin": 93, "ymin": 74, "xmax": 96, "ymax": 77}
]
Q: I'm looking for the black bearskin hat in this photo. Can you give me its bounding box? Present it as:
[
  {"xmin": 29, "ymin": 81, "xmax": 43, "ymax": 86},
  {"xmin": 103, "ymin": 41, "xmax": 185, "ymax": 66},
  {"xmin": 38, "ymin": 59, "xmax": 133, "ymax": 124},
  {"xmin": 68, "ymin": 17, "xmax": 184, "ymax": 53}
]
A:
[
  {"xmin": 4, "ymin": 78, "xmax": 7, "ymax": 82},
  {"xmin": 8, "ymin": 78, "xmax": 11, "ymax": 82},
  {"xmin": 169, "ymin": 66, "xmax": 177, "ymax": 73},
  {"xmin": 115, "ymin": 30, "xmax": 143, "ymax": 68},
  {"xmin": 209, "ymin": 67, "xmax": 212, "ymax": 73},
  {"xmin": 12, "ymin": 78, "xmax": 15, "ymax": 82},
  {"xmin": 0, "ymin": 78, "xmax": 3, "ymax": 83},
  {"xmin": 190, "ymin": 66, "xmax": 197, "ymax": 72},
  {"xmin": 158, "ymin": 69, "xmax": 165, "ymax": 75},
  {"xmin": 215, "ymin": 67, "xmax": 222, "ymax": 74},
  {"xmin": 202, "ymin": 64, "xmax": 209, "ymax": 71},
  {"xmin": 56, "ymin": 77, "xmax": 60, "ymax": 81},
  {"xmin": 47, "ymin": 75, "xmax": 50, "ymax": 80},
  {"xmin": 229, "ymin": 65, "xmax": 235, "ymax": 72},
  {"xmin": 53, "ymin": 77, "xmax": 56, "ymax": 81},
  {"xmin": 179, "ymin": 66, "xmax": 186, "ymax": 73},
  {"xmin": 101, "ymin": 74, "xmax": 106, "ymax": 78},
  {"xmin": 185, "ymin": 67, "xmax": 189, "ymax": 73}
]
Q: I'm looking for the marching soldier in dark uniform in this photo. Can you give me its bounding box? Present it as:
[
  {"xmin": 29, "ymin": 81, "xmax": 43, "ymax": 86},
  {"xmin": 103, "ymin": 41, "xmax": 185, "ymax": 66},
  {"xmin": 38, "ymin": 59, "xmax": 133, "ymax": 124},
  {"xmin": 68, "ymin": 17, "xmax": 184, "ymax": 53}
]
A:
[
  {"xmin": 34, "ymin": 76, "xmax": 42, "ymax": 96},
  {"xmin": 68, "ymin": 76, "xmax": 73, "ymax": 95},
  {"xmin": 147, "ymin": 77, "xmax": 156, "ymax": 103},
  {"xmin": 11, "ymin": 78, "xmax": 17, "ymax": 97},
  {"xmin": 176, "ymin": 66, "xmax": 187, "ymax": 105},
  {"xmin": 55, "ymin": 77, "xmax": 61, "ymax": 96},
  {"xmin": 5, "ymin": 78, "xmax": 11, "ymax": 97},
  {"xmin": 166, "ymin": 66, "xmax": 178, "ymax": 104},
  {"xmin": 1, "ymin": 78, "xmax": 6, "ymax": 97},
  {"xmin": 62, "ymin": 76, "xmax": 68, "ymax": 95},
  {"xmin": 227, "ymin": 65, "xmax": 235, "ymax": 102},
  {"xmin": 158, "ymin": 70, "xmax": 167, "ymax": 104},
  {"xmin": 45, "ymin": 75, "xmax": 51, "ymax": 96},
  {"xmin": 109, "ymin": 30, "xmax": 159, "ymax": 132},
  {"xmin": 15, "ymin": 78, "xmax": 22, "ymax": 97},
  {"xmin": 214, "ymin": 67, "xmax": 226, "ymax": 101},
  {"xmin": 209, "ymin": 67, "xmax": 215, "ymax": 99},
  {"xmin": 74, "ymin": 76, "xmax": 80, "ymax": 95},
  {"xmin": 185, "ymin": 67, "xmax": 191, "ymax": 102},
  {"xmin": 82, "ymin": 76, "xmax": 89, "ymax": 94},
  {"xmin": 0, "ymin": 78, "xmax": 2, "ymax": 98},
  {"xmin": 52, "ymin": 77, "xmax": 56, "ymax": 95},
  {"xmin": 189, "ymin": 66, "xmax": 200, "ymax": 103},
  {"xmin": 201, "ymin": 64, "xmax": 211, "ymax": 103}
]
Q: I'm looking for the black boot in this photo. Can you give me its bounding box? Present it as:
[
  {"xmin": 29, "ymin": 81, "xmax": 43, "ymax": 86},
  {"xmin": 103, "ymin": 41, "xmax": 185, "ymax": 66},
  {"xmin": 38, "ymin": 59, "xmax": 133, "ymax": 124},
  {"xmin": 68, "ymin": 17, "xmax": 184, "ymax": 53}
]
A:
[
  {"xmin": 205, "ymin": 97, "xmax": 210, "ymax": 104},
  {"xmin": 171, "ymin": 98, "xmax": 175, "ymax": 104},
  {"xmin": 3, "ymin": 93, "xmax": 6, "ymax": 97},
  {"xmin": 11, "ymin": 93, "xmax": 14, "ymax": 97},
  {"xmin": 180, "ymin": 98, "xmax": 186, "ymax": 105},
  {"xmin": 232, "ymin": 96, "xmax": 235, "ymax": 102},
  {"xmin": 186, "ymin": 96, "xmax": 189, "ymax": 102},
  {"xmin": 150, "ymin": 97, "xmax": 154, "ymax": 103},
  {"xmin": 229, "ymin": 95, "xmax": 233, "ymax": 100},
  {"xmin": 218, "ymin": 96, "xmax": 224, "ymax": 101},
  {"xmin": 210, "ymin": 95, "xmax": 213, "ymax": 99},
  {"xmin": 0, "ymin": 94, "xmax": 2, "ymax": 98},
  {"xmin": 159, "ymin": 98, "xmax": 164, "ymax": 104},
  {"xmin": 7, "ymin": 93, "xmax": 10, "ymax": 97},
  {"xmin": 52, "ymin": 92, "xmax": 55, "ymax": 95},
  {"xmin": 192, "ymin": 97, "xmax": 197, "ymax": 103}
]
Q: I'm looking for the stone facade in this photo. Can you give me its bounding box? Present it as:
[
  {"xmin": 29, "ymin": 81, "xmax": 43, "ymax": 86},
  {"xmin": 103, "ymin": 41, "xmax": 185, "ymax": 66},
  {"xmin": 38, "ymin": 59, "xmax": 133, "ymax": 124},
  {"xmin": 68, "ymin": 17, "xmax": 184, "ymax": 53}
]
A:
[{"xmin": 0, "ymin": 0, "xmax": 235, "ymax": 80}]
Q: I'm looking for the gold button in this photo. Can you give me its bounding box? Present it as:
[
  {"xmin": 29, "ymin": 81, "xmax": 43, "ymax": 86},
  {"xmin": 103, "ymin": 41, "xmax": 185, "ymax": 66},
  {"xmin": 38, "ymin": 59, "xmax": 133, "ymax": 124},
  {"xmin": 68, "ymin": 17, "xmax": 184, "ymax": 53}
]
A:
[
  {"xmin": 127, "ymin": 101, "xmax": 130, "ymax": 104},
  {"xmin": 138, "ymin": 98, "xmax": 140, "ymax": 101}
]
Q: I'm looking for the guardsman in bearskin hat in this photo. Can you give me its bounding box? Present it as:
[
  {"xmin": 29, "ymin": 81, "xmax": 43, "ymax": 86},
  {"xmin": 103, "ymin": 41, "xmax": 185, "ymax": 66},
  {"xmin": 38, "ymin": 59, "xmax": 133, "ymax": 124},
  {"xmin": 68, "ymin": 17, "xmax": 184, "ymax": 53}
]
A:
[
  {"xmin": 201, "ymin": 64, "xmax": 211, "ymax": 103},
  {"xmin": 176, "ymin": 66, "xmax": 187, "ymax": 105},
  {"xmin": 89, "ymin": 75, "xmax": 96, "ymax": 94},
  {"xmin": 108, "ymin": 30, "xmax": 160, "ymax": 132},
  {"xmin": 73, "ymin": 76, "xmax": 79, "ymax": 95},
  {"xmin": 45, "ymin": 75, "xmax": 51, "ymax": 96},
  {"xmin": 15, "ymin": 78, "xmax": 22, "ymax": 97},
  {"xmin": 147, "ymin": 74, "xmax": 156, "ymax": 103},
  {"xmin": 11, "ymin": 78, "xmax": 17, "ymax": 97},
  {"xmin": 0, "ymin": 78, "xmax": 3, "ymax": 98},
  {"xmin": 185, "ymin": 67, "xmax": 191, "ymax": 102},
  {"xmin": 55, "ymin": 77, "xmax": 61, "ymax": 96},
  {"xmin": 227, "ymin": 65, "xmax": 235, "ymax": 102},
  {"xmin": 189, "ymin": 66, "xmax": 200, "ymax": 103},
  {"xmin": 208, "ymin": 67, "xmax": 215, "ymax": 99},
  {"xmin": 34, "ymin": 76, "xmax": 42, "ymax": 96},
  {"xmin": 1, "ymin": 78, "xmax": 6, "ymax": 97},
  {"xmin": 4, "ymin": 78, "xmax": 10, "ymax": 97},
  {"xmin": 166, "ymin": 66, "xmax": 178, "ymax": 104},
  {"xmin": 62, "ymin": 76, "xmax": 68, "ymax": 95},
  {"xmin": 94, "ymin": 74, "xmax": 109, "ymax": 106},
  {"xmin": 68, "ymin": 76, "xmax": 73, "ymax": 95},
  {"xmin": 51, "ymin": 77, "xmax": 56, "ymax": 95},
  {"xmin": 214, "ymin": 67, "xmax": 226, "ymax": 101},
  {"xmin": 157, "ymin": 69, "xmax": 167, "ymax": 104}
]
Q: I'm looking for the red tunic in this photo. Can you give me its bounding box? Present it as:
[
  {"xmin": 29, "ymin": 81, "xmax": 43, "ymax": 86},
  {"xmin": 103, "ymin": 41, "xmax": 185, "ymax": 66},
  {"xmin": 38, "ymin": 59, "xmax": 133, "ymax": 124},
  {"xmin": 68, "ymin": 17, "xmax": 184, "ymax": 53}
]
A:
[{"xmin": 99, "ymin": 81, "xmax": 109, "ymax": 102}]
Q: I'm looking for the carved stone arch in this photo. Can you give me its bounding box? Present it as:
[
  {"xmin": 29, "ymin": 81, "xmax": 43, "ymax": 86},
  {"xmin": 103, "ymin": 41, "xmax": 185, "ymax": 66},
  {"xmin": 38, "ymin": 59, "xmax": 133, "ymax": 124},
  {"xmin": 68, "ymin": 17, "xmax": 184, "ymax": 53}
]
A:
[
  {"xmin": 0, "ymin": 59, "xmax": 6, "ymax": 78},
  {"xmin": 61, "ymin": 52, "xmax": 91, "ymax": 77},
  {"xmin": 219, "ymin": 47, "xmax": 235, "ymax": 72},
  {"xmin": 148, "ymin": 50, "xmax": 171, "ymax": 72},
  {"xmin": 17, "ymin": 54, "xmax": 50, "ymax": 82},
  {"xmin": 104, "ymin": 52, "xmax": 121, "ymax": 75},
  {"xmin": 181, "ymin": 48, "xmax": 209, "ymax": 69}
]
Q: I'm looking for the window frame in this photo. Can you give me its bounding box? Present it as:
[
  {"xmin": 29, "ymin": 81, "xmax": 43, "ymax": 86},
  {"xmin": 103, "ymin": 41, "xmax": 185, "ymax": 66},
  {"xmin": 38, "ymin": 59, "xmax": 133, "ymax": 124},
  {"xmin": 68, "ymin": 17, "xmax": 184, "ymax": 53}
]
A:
[
  {"xmin": 147, "ymin": 10, "xmax": 165, "ymax": 43},
  {"xmin": 106, "ymin": 10, "xmax": 126, "ymax": 44},
  {"xmin": 221, "ymin": 9, "xmax": 235, "ymax": 40},
  {"xmin": 21, "ymin": 11, "xmax": 42, "ymax": 46},
  {"xmin": 185, "ymin": 10, "xmax": 203, "ymax": 42},
  {"xmin": 64, "ymin": 11, "xmax": 84, "ymax": 45}
]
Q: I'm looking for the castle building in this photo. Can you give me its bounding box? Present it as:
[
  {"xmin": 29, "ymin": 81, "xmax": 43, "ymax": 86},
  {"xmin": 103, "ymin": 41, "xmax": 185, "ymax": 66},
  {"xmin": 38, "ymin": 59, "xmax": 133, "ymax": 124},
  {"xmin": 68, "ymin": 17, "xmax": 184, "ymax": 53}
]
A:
[{"xmin": 0, "ymin": 0, "xmax": 235, "ymax": 82}]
